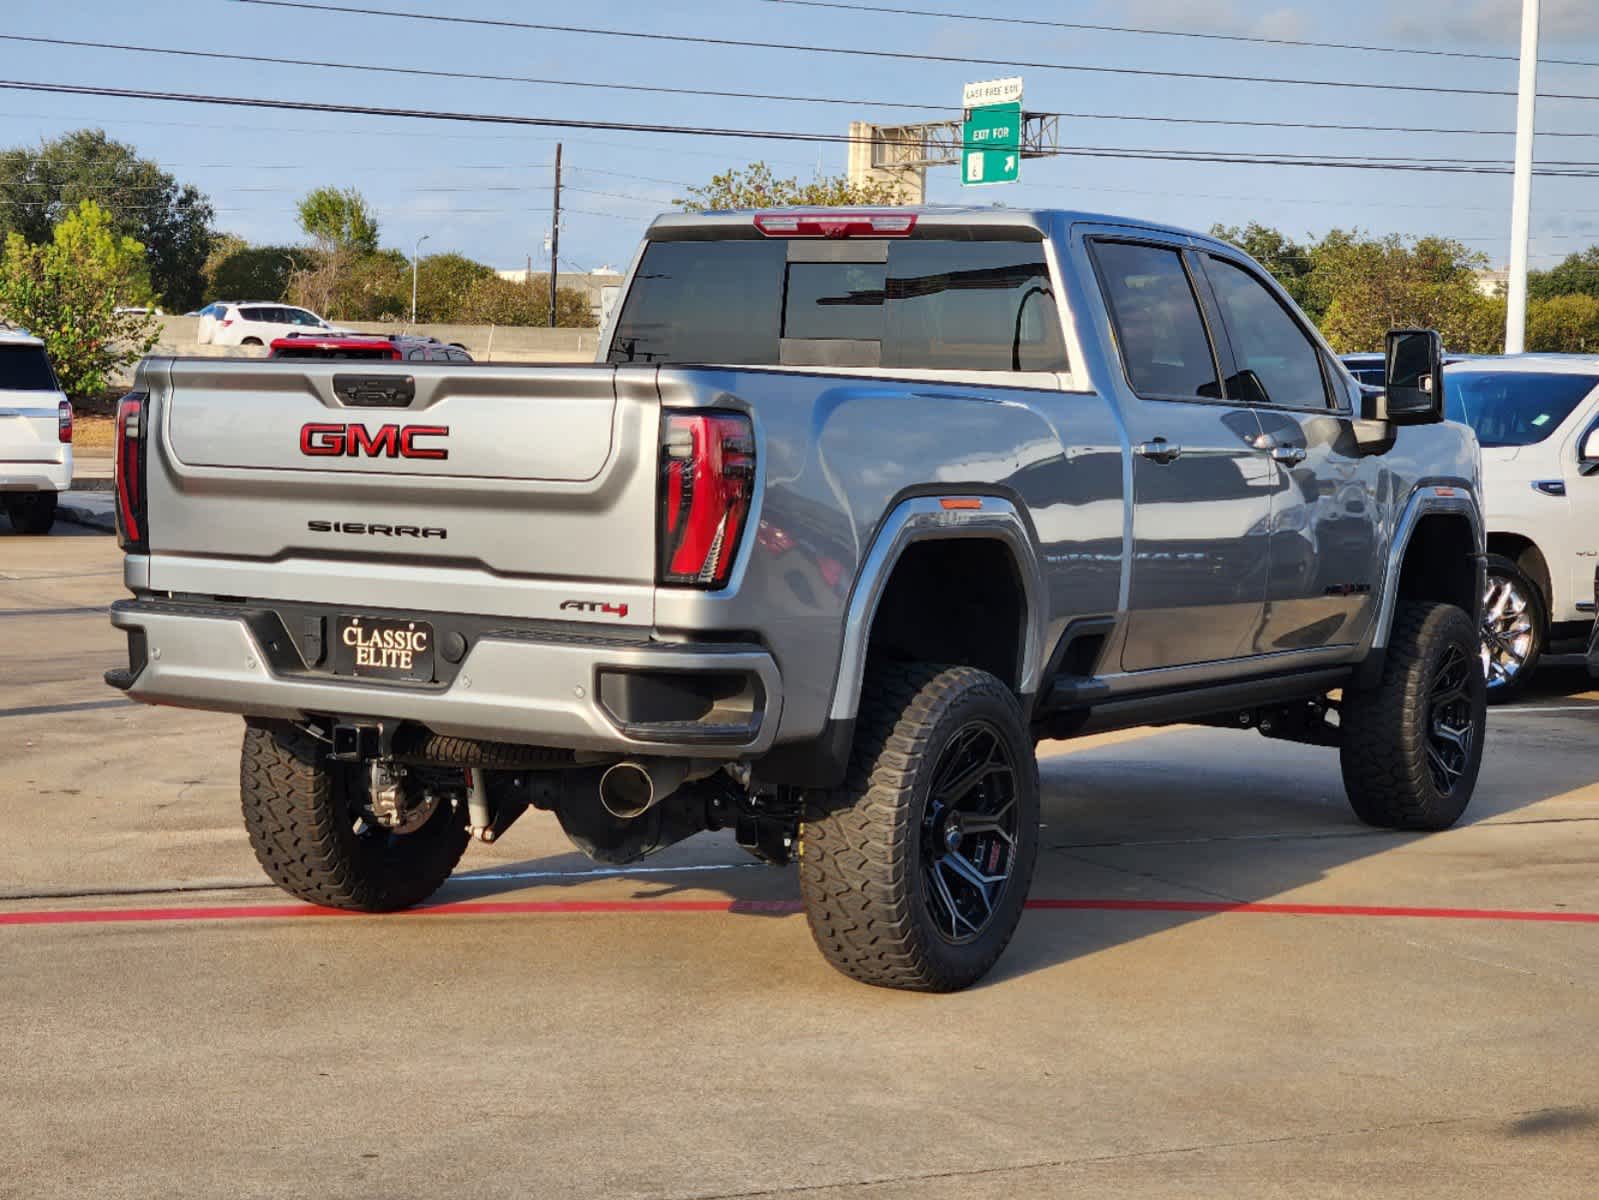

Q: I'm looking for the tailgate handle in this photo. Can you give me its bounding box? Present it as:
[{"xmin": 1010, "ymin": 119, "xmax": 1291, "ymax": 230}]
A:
[{"xmin": 334, "ymin": 374, "xmax": 416, "ymax": 408}]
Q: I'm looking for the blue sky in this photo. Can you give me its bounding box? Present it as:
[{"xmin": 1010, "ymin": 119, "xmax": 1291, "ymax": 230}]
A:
[{"xmin": 5, "ymin": 0, "xmax": 1599, "ymax": 279}]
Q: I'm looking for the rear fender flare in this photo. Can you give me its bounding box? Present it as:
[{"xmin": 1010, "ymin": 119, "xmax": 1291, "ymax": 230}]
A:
[{"xmin": 827, "ymin": 495, "xmax": 1046, "ymax": 722}]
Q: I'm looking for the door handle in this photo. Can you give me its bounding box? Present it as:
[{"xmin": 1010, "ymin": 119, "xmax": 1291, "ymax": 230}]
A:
[
  {"xmin": 1134, "ymin": 439, "xmax": 1182, "ymax": 464},
  {"xmin": 1270, "ymin": 445, "xmax": 1308, "ymax": 465}
]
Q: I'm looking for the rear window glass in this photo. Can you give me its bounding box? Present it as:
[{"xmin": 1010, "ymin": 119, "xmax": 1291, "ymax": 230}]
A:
[
  {"xmin": 0, "ymin": 345, "xmax": 58, "ymax": 391},
  {"xmin": 610, "ymin": 240, "xmax": 786, "ymax": 365},
  {"xmin": 1092, "ymin": 241, "xmax": 1221, "ymax": 400},
  {"xmin": 607, "ymin": 236, "xmax": 1067, "ymax": 373}
]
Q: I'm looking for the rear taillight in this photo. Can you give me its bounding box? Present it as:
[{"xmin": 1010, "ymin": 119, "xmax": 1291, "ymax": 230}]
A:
[
  {"xmin": 57, "ymin": 399, "xmax": 72, "ymax": 444},
  {"xmin": 219, "ymin": 318, "xmax": 233, "ymax": 327},
  {"xmin": 658, "ymin": 412, "xmax": 755, "ymax": 588},
  {"xmin": 115, "ymin": 392, "xmax": 149, "ymax": 553}
]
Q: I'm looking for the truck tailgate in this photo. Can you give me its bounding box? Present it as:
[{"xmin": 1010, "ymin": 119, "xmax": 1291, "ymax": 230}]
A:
[{"xmin": 141, "ymin": 359, "xmax": 661, "ymax": 626}]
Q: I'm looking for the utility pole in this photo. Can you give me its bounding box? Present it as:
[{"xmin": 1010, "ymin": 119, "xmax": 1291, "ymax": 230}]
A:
[
  {"xmin": 1506, "ymin": 0, "xmax": 1540, "ymax": 354},
  {"xmin": 549, "ymin": 143, "xmax": 562, "ymax": 328}
]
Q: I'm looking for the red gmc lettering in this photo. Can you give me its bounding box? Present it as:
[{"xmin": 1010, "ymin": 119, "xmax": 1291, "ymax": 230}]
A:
[{"xmin": 298, "ymin": 423, "xmax": 450, "ymax": 460}]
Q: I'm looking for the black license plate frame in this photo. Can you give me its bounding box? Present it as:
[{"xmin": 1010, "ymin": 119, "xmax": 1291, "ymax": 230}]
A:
[{"xmin": 333, "ymin": 615, "xmax": 436, "ymax": 682}]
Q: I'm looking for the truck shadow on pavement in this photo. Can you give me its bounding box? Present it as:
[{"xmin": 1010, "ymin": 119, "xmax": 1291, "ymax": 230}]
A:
[{"xmin": 441, "ymin": 664, "xmax": 1598, "ymax": 989}]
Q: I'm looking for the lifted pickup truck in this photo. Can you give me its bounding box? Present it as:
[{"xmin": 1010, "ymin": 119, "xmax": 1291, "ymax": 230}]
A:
[{"xmin": 108, "ymin": 208, "xmax": 1486, "ymax": 991}]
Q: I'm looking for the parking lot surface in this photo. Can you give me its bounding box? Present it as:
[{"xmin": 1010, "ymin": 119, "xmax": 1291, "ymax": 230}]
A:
[{"xmin": 3, "ymin": 532, "xmax": 1597, "ymax": 1198}]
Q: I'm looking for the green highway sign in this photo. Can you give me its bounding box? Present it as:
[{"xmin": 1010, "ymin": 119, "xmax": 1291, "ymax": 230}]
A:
[{"xmin": 962, "ymin": 101, "xmax": 1021, "ymax": 187}]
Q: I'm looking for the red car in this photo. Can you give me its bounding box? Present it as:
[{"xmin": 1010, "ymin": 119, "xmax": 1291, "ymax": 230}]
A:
[{"xmin": 268, "ymin": 334, "xmax": 473, "ymax": 362}]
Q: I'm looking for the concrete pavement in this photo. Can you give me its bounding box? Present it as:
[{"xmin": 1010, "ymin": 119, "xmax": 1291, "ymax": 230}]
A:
[{"xmin": 2, "ymin": 533, "xmax": 1596, "ymax": 1198}]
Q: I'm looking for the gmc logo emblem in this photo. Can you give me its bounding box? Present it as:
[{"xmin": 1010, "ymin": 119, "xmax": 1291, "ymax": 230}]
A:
[{"xmin": 300, "ymin": 422, "xmax": 449, "ymax": 460}]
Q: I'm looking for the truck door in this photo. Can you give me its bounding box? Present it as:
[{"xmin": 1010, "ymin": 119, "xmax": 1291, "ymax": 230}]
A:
[
  {"xmin": 1196, "ymin": 252, "xmax": 1381, "ymax": 653},
  {"xmin": 1088, "ymin": 238, "xmax": 1272, "ymax": 672}
]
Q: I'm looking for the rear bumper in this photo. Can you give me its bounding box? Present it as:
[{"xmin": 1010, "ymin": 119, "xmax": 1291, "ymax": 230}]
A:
[
  {"xmin": 108, "ymin": 599, "xmax": 782, "ymax": 758},
  {"xmin": 0, "ymin": 455, "xmax": 71, "ymax": 492}
]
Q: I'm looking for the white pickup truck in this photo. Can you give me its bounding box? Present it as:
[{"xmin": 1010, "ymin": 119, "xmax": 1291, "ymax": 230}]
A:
[{"xmin": 0, "ymin": 329, "xmax": 72, "ymax": 535}]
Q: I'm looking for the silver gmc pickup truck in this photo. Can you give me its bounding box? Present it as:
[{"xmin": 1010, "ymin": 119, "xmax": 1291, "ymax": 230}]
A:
[{"xmin": 107, "ymin": 208, "xmax": 1486, "ymax": 991}]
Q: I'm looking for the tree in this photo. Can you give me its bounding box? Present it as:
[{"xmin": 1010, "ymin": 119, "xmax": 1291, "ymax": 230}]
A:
[
  {"xmin": 0, "ymin": 129, "xmax": 215, "ymax": 311},
  {"xmin": 204, "ymin": 238, "xmax": 308, "ymax": 305},
  {"xmin": 456, "ymin": 274, "xmax": 592, "ymax": 327},
  {"xmin": 677, "ymin": 161, "xmax": 909, "ymax": 211},
  {"xmin": 414, "ymin": 253, "xmax": 494, "ymax": 322},
  {"xmin": 1528, "ymin": 246, "xmax": 1599, "ymax": 302},
  {"xmin": 295, "ymin": 187, "xmax": 380, "ymax": 254},
  {"xmin": 1209, "ymin": 223, "xmax": 1317, "ymax": 316},
  {"xmin": 1310, "ymin": 230, "xmax": 1500, "ymax": 354},
  {"xmin": 1528, "ymin": 293, "xmax": 1599, "ymax": 352},
  {"xmin": 0, "ymin": 200, "xmax": 159, "ymax": 399}
]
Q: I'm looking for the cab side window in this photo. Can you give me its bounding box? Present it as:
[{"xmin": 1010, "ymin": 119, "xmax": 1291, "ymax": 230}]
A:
[
  {"xmin": 1092, "ymin": 241, "xmax": 1221, "ymax": 400},
  {"xmin": 1204, "ymin": 256, "xmax": 1331, "ymax": 409}
]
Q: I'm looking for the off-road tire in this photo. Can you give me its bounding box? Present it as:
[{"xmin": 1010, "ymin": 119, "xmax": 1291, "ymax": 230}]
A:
[
  {"xmin": 798, "ymin": 663, "xmax": 1039, "ymax": 992},
  {"xmin": 1482, "ymin": 553, "xmax": 1545, "ymax": 704},
  {"xmin": 240, "ymin": 721, "xmax": 470, "ymax": 911},
  {"xmin": 5, "ymin": 492, "xmax": 58, "ymax": 535},
  {"xmin": 1340, "ymin": 602, "xmax": 1485, "ymax": 831}
]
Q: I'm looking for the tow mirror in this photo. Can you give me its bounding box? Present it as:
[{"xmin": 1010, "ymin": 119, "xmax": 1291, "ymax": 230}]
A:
[
  {"xmin": 1580, "ymin": 425, "xmax": 1599, "ymax": 476},
  {"xmin": 1384, "ymin": 329, "xmax": 1446, "ymax": 425}
]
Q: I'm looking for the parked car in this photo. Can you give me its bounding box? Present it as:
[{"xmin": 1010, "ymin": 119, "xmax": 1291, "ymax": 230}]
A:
[
  {"xmin": 195, "ymin": 302, "xmax": 344, "ymax": 348},
  {"xmin": 107, "ymin": 207, "xmax": 1485, "ymax": 991},
  {"xmin": 0, "ymin": 328, "xmax": 72, "ymax": 535},
  {"xmin": 1437, "ymin": 355, "xmax": 1599, "ymax": 699},
  {"xmin": 269, "ymin": 333, "xmax": 473, "ymax": 362}
]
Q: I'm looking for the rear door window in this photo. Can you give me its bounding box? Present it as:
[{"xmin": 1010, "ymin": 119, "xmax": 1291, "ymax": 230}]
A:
[
  {"xmin": 1204, "ymin": 255, "xmax": 1331, "ymax": 409},
  {"xmin": 1092, "ymin": 241, "xmax": 1223, "ymax": 400},
  {"xmin": 882, "ymin": 241, "xmax": 1066, "ymax": 372},
  {"xmin": 0, "ymin": 345, "xmax": 58, "ymax": 391},
  {"xmin": 240, "ymin": 306, "xmax": 277, "ymax": 323}
]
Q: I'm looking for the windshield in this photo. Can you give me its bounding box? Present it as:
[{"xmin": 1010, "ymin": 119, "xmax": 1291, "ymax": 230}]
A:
[{"xmin": 1444, "ymin": 370, "xmax": 1599, "ymax": 447}]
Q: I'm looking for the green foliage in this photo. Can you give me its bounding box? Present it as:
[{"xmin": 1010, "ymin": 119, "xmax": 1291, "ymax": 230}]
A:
[
  {"xmin": 0, "ymin": 129, "xmax": 215, "ymax": 311},
  {"xmin": 204, "ymin": 239, "xmax": 308, "ymax": 305},
  {"xmin": 295, "ymin": 186, "xmax": 380, "ymax": 254},
  {"xmin": 0, "ymin": 200, "xmax": 159, "ymax": 398},
  {"xmin": 677, "ymin": 161, "xmax": 908, "ymax": 211},
  {"xmin": 1528, "ymin": 247, "xmax": 1599, "ymax": 303},
  {"xmin": 1311, "ymin": 231, "xmax": 1496, "ymax": 354},
  {"xmin": 413, "ymin": 253, "xmax": 494, "ymax": 322},
  {"xmin": 455, "ymin": 274, "xmax": 593, "ymax": 327},
  {"xmin": 1528, "ymin": 293, "xmax": 1599, "ymax": 352}
]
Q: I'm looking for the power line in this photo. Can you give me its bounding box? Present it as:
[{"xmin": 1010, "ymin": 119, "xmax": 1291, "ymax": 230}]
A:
[
  {"xmin": 25, "ymin": 32, "xmax": 1599, "ymax": 141},
  {"xmin": 10, "ymin": 37, "xmax": 1599, "ymax": 145},
  {"xmin": 753, "ymin": 0, "xmax": 1599, "ymax": 70},
  {"xmin": 6, "ymin": 79, "xmax": 1599, "ymax": 179},
  {"xmin": 230, "ymin": 0, "xmax": 1599, "ymax": 103}
]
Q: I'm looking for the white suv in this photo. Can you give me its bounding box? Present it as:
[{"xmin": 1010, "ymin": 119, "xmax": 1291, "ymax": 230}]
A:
[
  {"xmin": 0, "ymin": 329, "xmax": 72, "ymax": 535},
  {"xmin": 195, "ymin": 302, "xmax": 344, "ymax": 348},
  {"xmin": 1444, "ymin": 356, "xmax": 1599, "ymax": 698}
]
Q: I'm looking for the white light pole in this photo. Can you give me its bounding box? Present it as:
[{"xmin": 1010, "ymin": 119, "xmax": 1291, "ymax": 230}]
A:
[
  {"xmin": 411, "ymin": 233, "xmax": 430, "ymax": 327},
  {"xmin": 1506, "ymin": 0, "xmax": 1540, "ymax": 354}
]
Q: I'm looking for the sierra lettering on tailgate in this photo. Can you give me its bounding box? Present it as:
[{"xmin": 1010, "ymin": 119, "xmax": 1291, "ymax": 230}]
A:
[{"xmin": 300, "ymin": 422, "xmax": 449, "ymax": 460}]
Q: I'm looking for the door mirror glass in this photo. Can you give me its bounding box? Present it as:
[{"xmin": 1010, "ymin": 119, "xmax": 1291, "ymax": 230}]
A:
[
  {"xmin": 1385, "ymin": 329, "xmax": 1445, "ymax": 424},
  {"xmin": 1580, "ymin": 425, "xmax": 1599, "ymax": 475}
]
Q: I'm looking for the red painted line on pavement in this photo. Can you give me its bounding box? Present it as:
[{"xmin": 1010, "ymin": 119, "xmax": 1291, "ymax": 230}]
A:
[{"xmin": 2, "ymin": 897, "xmax": 1597, "ymax": 928}]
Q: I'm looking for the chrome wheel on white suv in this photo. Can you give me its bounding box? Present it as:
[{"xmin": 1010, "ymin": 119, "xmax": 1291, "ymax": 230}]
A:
[{"xmin": 1481, "ymin": 554, "xmax": 1545, "ymax": 702}]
